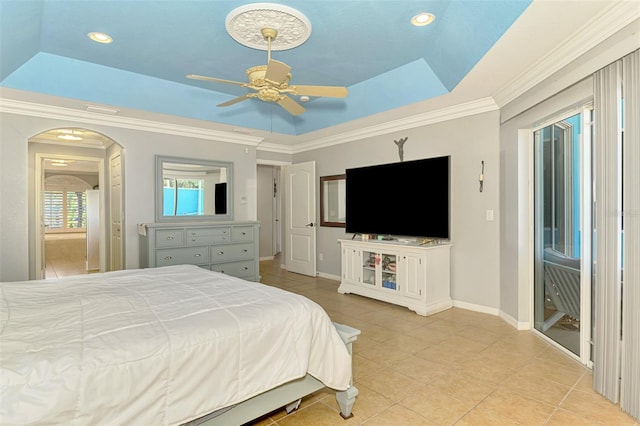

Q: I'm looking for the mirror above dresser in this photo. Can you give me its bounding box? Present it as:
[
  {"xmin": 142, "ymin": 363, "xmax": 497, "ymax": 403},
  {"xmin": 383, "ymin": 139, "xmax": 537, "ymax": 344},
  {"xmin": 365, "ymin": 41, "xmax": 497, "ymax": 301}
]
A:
[{"xmin": 155, "ymin": 155, "xmax": 233, "ymax": 222}]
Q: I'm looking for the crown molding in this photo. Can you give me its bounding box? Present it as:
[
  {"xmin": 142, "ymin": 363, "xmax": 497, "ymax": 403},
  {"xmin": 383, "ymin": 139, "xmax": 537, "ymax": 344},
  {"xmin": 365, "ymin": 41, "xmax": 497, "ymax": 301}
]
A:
[
  {"xmin": 2, "ymin": 95, "xmax": 497, "ymax": 155},
  {"xmin": 285, "ymin": 97, "xmax": 499, "ymax": 154},
  {"xmin": 494, "ymin": 1, "xmax": 640, "ymax": 107},
  {"xmin": 0, "ymin": 98, "xmax": 265, "ymax": 146}
]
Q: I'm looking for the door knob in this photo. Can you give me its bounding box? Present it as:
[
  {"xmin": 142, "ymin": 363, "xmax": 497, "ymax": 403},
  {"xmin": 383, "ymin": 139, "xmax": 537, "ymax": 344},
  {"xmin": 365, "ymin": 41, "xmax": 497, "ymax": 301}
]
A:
[{"xmin": 306, "ymin": 222, "xmax": 315, "ymax": 227}]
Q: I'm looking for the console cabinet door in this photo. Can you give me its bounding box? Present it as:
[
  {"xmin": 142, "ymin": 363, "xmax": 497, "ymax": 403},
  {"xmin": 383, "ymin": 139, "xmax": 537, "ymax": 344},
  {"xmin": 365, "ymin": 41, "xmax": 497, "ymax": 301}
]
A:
[
  {"xmin": 342, "ymin": 246, "xmax": 362, "ymax": 284},
  {"xmin": 399, "ymin": 252, "xmax": 426, "ymax": 299}
]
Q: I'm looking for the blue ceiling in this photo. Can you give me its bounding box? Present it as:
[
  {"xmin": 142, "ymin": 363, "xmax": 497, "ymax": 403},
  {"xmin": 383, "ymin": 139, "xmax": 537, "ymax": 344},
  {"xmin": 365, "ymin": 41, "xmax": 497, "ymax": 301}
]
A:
[{"xmin": 0, "ymin": 0, "xmax": 531, "ymax": 135}]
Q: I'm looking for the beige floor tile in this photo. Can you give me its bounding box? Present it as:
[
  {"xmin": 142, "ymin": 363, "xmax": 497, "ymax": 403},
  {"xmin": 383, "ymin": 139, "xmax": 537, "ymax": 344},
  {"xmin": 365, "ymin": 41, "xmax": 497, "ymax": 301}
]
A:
[
  {"xmin": 399, "ymin": 384, "xmax": 477, "ymax": 425},
  {"xmin": 391, "ymin": 355, "xmax": 450, "ymax": 383},
  {"xmin": 362, "ymin": 404, "xmax": 436, "ymax": 426},
  {"xmin": 517, "ymin": 357, "xmax": 587, "ymax": 388},
  {"xmin": 427, "ymin": 370, "xmax": 497, "ymax": 405},
  {"xmin": 450, "ymin": 356, "xmax": 518, "ymax": 385},
  {"xmin": 560, "ymin": 388, "xmax": 637, "ymax": 425},
  {"xmin": 546, "ymin": 408, "xmax": 606, "ymax": 425},
  {"xmin": 356, "ymin": 368, "xmax": 426, "ymax": 403},
  {"xmin": 455, "ymin": 406, "xmax": 526, "ymax": 425},
  {"xmin": 498, "ymin": 369, "xmax": 572, "ymax": 407},
  {"xmin": 474, "ymin": 388, "xmax": 556, "ymax": 424}
]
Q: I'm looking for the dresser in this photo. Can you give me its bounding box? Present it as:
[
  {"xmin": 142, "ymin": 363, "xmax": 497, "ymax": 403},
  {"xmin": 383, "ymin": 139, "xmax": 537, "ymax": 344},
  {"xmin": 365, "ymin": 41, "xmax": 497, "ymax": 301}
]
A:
[{"xmin": 139, "ymin": 221, "xmax": 260, "ymax": 281}]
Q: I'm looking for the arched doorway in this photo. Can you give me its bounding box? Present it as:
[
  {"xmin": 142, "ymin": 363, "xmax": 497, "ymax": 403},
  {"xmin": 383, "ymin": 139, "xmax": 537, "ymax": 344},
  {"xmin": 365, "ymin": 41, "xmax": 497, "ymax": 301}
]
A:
[{"xmin": 29, "ymin": 128, "xmax": 125, "ymax": 279}]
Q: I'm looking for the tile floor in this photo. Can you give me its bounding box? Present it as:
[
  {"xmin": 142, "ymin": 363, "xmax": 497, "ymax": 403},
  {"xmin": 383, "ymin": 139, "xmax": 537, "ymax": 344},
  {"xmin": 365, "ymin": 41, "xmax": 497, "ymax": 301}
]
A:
[
  {"xmin": 250, "ymin": 257, "xmax": 637, "ymax": 426},
  {"xmin": 44, "ymin": 233, "xmax": 88, "ymax": 279}
]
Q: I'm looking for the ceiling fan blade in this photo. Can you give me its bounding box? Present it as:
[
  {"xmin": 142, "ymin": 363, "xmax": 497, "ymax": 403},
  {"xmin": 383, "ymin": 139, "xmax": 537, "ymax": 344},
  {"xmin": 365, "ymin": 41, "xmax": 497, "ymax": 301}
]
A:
[
  {"xmin": 290, "ymin": 85, "xmax": 349, "ymax": 98},
  {"xmin": 264, "ymin": 60, "xmax": 291, "ymax": 85},
  {"xmin": 187, "ymin": 74, "xmax": 246, "ymax": 86},
  {"xmin": 217, "ymin": 94, "xmax": 253, "ymax": 107},
  {"xmin": 277, "ymin": 95, "xmax": 306, "ymax": 115}
]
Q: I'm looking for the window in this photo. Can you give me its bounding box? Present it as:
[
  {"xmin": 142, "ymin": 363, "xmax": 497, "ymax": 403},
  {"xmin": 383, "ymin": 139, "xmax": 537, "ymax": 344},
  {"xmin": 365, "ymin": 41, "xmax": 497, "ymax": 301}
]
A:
[{"xmin": 44, "ymin": 190, "xmax": 87, "ymax": 232}]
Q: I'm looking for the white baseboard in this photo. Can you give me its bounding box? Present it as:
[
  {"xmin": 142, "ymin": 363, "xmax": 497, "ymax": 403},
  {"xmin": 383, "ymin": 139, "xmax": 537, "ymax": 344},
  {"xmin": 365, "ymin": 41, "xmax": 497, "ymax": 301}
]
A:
[
  {"xmin": 317, "ymin": 272, "xmax": 341, "ymax": 281},
  {"xmin": 452, "ymin": 300, "xmax": 500, "ymax": 316},
  {"xmin": 499, "ymin": 310, "xmax": 531, "ymax": 330},
  {"xmin": 451, "ymin": 300, "xmax": 530, "ymax": 330},
  {"xmin": 259, "ymin": 256, "xmax": 275, "ymax": 261}
]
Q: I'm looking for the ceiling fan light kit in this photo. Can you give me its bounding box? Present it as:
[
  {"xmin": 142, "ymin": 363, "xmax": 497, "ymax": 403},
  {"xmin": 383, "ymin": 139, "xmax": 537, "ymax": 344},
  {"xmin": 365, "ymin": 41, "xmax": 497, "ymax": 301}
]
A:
[{"xmin": 186, "ymin": 3, "xmax": 348, "ymax": 115}]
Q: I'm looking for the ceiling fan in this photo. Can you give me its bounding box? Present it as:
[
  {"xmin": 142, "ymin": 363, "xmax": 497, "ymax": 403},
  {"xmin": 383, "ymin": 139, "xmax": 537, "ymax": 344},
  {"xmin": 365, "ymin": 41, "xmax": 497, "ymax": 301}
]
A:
[{"xmin": 187, "ymin": 28, "xmax": 348, "ymax": 115}]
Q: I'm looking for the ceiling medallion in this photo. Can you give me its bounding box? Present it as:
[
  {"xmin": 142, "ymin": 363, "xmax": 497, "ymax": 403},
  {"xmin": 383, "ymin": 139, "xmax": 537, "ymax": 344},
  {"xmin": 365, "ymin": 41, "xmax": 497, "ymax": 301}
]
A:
[{"xmin": 225, "ymin": 3, "xmax": 312, "ymax": 51}]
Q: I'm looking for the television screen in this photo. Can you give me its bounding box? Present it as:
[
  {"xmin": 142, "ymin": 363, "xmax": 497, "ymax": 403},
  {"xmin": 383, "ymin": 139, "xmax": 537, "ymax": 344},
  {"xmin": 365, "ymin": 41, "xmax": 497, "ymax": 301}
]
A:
[{"xmin": 345, "ymin": 156, "xmax": 450, "ymax": 239}]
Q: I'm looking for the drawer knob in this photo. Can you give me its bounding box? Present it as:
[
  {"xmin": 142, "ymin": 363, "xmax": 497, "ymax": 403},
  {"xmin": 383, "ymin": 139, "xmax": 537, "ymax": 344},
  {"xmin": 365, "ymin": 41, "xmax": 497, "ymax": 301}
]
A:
[
  {"xmin": 192, "ymin": 232, "xmax": 196, "ymax": 235},
  {"xmin": 242, "ymin": 267, "xmax": 248, "ymax": 271},
  {"xmin": 166, "ymin": 236, "xmax": 174, "ymax": 240},
  {"xmin": 217, "ymin": 251, "xmax": 224, "ymax": 255},
  {"xmin": 194, "ymin": 253, "xmax": 201, "ymax": 257},
  {"xmin": 242, "ymin": 249, "xmax": 248, "ymax": 253},
  {"xmin": 164, "ymin": 256, "xmax": 173, "ymax": 260},
  {"xmin": 192, "ymin": 238, "xmax": 196, "ymax": 242},
  {"xmin": 220, "ymin": 270, "xmax": 224, "ymax": 273},
  {"xmin": 241, "ymin": 232, "xmax": 247, "ymax": 235}
]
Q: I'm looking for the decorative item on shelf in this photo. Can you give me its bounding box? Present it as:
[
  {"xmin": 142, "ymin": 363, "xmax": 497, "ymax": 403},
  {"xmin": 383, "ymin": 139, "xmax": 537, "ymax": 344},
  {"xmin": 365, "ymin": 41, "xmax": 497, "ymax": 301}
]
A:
[
  {"xmin": 394, "ymin": 137, "xmax": 408, "ymax": 162},
  {"xmin": 382, "ymin": 276, "xmax": 397, "ymax": 290},
  {"xmin": 382, "ymin": 256, "xmax": 392, "ymax": 270}
]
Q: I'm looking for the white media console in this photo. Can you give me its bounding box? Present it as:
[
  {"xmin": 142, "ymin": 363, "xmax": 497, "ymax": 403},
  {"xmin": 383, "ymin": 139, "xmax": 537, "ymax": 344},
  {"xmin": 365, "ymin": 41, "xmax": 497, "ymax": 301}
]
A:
[{"xmin": 338, "ymin": 238, "xmax": 452, "ymax": 316}]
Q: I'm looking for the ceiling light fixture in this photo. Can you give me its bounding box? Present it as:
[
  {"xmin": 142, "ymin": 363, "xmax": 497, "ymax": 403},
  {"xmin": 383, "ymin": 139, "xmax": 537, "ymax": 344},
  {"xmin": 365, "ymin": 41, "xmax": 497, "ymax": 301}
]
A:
[
  {"xmin": 50, "ymin": 159, "xmax": 73, "ymax": 166},
  {"xmin": 86, "ymin": 105, "xmax": 119, "ymax": 114},
  {"xmin": 57, "ymin": 134, "xmax": 83, "ymax": 141},
  {"xmin": 411, "ymin": 13, "xmax": 435, "ymax": 27},
  {"xmin": 88, "ymin": 32, "xmax": 113, "ymax": 44}
]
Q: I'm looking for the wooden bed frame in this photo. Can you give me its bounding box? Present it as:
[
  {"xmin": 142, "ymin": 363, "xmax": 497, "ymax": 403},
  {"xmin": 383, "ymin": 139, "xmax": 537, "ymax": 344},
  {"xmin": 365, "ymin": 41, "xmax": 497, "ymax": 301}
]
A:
[{"xmin": 188, "ymin": 323, "xmax": 360, "ymax": 425}]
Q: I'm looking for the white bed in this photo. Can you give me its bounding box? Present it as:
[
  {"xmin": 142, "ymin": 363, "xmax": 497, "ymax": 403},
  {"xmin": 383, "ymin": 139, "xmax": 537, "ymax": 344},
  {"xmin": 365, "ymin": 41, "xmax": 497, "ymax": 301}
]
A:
[{"xmin": 0, "ymin": 265, "xmax": 358, "ymax": 425}]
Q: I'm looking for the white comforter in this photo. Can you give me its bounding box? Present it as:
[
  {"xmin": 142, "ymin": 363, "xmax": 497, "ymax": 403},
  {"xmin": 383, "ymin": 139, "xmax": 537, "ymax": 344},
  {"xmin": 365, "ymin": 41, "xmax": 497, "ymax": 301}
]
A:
[{"xmin": 0, "ymin": 265, "xmax": 352, "ymax": 425}]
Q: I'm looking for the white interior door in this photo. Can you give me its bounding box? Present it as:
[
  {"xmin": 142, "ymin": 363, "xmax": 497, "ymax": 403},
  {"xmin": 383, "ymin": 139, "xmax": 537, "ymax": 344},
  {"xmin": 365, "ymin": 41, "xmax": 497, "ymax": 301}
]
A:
[
  {"xmin": 110, "ymin": 152, "xmax": 123, "ymax": 271},
  {"xmin": 284, "ymin": 161, "xmax": 316, "ymax": 276}
]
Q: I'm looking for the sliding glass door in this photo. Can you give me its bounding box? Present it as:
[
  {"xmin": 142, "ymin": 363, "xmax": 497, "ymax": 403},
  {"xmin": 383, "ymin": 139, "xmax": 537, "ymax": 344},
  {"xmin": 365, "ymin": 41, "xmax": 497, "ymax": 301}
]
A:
[{"xmin": 533, "ymin": 111, "xmax": 590, "ymax": 357}]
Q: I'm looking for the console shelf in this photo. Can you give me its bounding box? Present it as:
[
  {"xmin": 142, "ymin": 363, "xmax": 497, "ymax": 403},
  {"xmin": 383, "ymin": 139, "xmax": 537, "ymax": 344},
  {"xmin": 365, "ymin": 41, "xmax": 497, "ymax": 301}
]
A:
[{"xmin": 338, "ymin": 239, "xmax": 452, "ymax": 316}]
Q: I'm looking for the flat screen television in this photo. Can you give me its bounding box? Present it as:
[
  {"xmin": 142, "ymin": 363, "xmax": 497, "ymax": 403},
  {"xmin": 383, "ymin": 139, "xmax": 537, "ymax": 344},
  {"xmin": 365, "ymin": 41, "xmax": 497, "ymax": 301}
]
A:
[{"xmin": 345, "ymin": 156, "xmax": 450, "ymax": 239}]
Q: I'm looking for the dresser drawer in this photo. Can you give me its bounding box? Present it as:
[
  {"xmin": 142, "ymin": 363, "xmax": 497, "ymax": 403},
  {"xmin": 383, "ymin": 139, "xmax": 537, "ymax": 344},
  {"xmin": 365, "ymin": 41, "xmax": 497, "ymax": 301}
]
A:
[
  {"xmin": 232, "ymin": 226, "xmax": 254, "ymax": 242},
  {"xmin": 211, "ymin": 260, "xmax": 255, "ymax": 278},
  {"xmin": 155, "ymin": 229, "xmax": 185, "ymax": 248},
  {"xmin": 210, "ymin": 243, "xmax": 254, "ymax": 263},
  {"xmin": 156, "ymin": 246, "xmax": 209, "ymax": 267},
  {"xmin": 186, "ymin": 227, "xmax": 231, "ymax": 245}
]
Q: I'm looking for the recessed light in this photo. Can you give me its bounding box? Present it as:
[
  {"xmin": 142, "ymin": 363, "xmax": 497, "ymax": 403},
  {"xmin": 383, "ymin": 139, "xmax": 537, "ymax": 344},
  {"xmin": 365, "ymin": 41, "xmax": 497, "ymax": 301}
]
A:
[
  {"xmin": 411, "ymin": 13, "xmax": 435, "ymax": 27},
  {"xmin": 88, "ymin": 32, "xmax": 113, "ymax": 44}
]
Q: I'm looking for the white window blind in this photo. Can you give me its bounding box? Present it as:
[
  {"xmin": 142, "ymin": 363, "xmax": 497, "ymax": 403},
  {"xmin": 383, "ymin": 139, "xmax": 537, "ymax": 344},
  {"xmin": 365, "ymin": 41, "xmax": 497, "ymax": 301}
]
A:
[
  {"xmin": 44, "ymin": 191, "xmax": 87, "ymax": 232},
  {"xmin": 620, "ymin": 49, "xmax": 639, "ymax": 421},
  {"xmin": 593, "ymin": 49, "xmax": 640, "ymax": 421},
  {"xmin": 43, "ymin": 191, "xmax": 64, "ymax": 230}
]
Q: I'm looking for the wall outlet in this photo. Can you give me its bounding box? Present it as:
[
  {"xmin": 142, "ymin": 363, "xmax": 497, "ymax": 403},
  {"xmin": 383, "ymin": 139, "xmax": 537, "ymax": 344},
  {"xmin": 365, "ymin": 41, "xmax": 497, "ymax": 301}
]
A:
[
  {"xmin": 319, "ymin": 253, "xmax": 324, "ymax": 261},
  {"xmin": 486, "ymin": 209, "xmax": 494, "ymax": 221}
]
